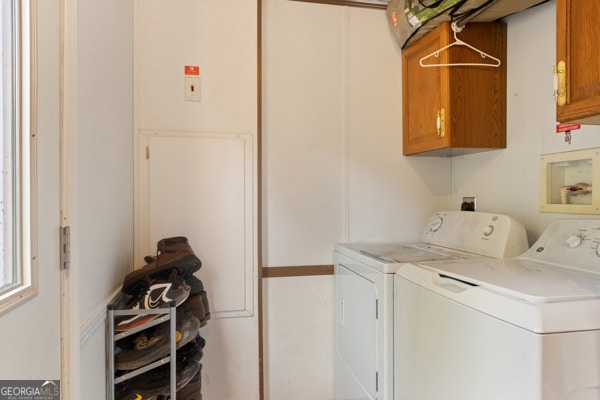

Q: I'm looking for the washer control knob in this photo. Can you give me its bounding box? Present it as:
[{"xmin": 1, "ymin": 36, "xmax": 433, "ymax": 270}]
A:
[
  {"xmin": 429, "ymin": 217, "xmax": 443, "ymax": 232},
  {"xmin": 566, "ymin": 234, "xmax": 583, "ymax": 248},
  {"xmin": 483, "ymin": 225, "xmax": 494, "ymax": 236}
]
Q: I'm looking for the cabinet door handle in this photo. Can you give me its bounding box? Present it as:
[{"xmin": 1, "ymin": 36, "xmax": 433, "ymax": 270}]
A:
[
  {"xmin": 436, "ymin": 108, "xmax": 446, "ymax": 137},
  {"xmin": 554, "ymin": 60, "xmax": 566, "ymax": 106}
]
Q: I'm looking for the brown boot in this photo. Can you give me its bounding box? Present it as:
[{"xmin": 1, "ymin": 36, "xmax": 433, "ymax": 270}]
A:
[
  {"xmin": 122, "ymin": 237, "xmax": 201, "ymax": 296},
  {"xmin": 175, "ymin": 367, "xmax": 202, "ymax": 400},
  {"xmin": 199, "ymin": 290, "xmax": 210, "ymax": 321},
  {"xmin": 149, "ymin": 236, "xmax": 197, "ymax": 262}
]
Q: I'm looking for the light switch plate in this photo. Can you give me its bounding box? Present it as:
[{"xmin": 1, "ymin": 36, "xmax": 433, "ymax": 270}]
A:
[{"xmin": 185, "ymin": 76, "xmax": 201, "ymax": 102}]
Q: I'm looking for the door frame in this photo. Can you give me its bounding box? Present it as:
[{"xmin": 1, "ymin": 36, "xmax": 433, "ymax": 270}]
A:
[{"xmin": 59, "ymin": 0, "xmax": 78, "ymax": 397}]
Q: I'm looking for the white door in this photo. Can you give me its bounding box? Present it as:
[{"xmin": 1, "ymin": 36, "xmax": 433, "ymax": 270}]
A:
[
  {"xmin": 0, "ymin": 0, "xmax": 65, "ymax": 393},
  {"xmin": 137, "ymin": 131, "xmax": 259, "ymax": 399}
]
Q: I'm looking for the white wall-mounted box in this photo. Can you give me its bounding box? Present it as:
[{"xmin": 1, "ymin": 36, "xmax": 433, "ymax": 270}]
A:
[{"xmin": 540, "ymin": 148, "xmax": 600, "ymax": 214}]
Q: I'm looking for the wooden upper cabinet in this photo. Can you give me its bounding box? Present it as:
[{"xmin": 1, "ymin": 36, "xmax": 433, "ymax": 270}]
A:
[
  {"xmin": 556, "ymin": 0, "xmax": 600, "ymax": 124},
  {"xmin": 402, "ymin": 22, "xmax": 507, "ymax": 156}
]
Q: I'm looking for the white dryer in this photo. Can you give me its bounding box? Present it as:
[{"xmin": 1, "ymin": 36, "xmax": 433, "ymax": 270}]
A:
[
  {"xmin": 395, "ymin": 219, "xmax": 600, "ymax": 400},
  {"xmin": 333, "ymin": 211, "xmax": 529, "ymax": 400}
]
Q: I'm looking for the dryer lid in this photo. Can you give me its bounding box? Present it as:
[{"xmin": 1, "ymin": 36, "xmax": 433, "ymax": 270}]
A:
[
  {"xmin": 343, "ymin": 243, "xmax": 480, "ymax": 262},
  {"xmin": 334, "ymin": 243, "xmax": 482, "ymax": 273}
]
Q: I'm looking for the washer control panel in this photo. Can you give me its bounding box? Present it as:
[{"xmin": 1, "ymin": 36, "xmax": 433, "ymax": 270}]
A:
[
  {"xmin": 422, "ymin": 211, "xmax": 529, "ymax": 259},
  {"xmin": 522, "ymin": 219, "xmax": 600, "ymax": 273}
]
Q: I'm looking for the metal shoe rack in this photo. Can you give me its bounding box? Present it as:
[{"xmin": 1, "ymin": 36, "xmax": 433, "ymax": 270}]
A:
[{"xmin": 106, "ymin": 300, "xmax": 178, "ymax": 400}]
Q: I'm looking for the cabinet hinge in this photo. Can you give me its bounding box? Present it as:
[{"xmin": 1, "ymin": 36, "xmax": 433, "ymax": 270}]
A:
[
  {"xmin": 375, "ymin": 299, "xmax": 378, "ymax": 320},
  {"xmin": 60, "ymin": 226, "xmax": 71, "ymax": 270},
  {"xmin": 554, "ymin": 60, "xmax": 566, "ymax": 106},
  {"xmin": 146, "ymin": 145, "xmax": 150, "ymax": 160},
  {"xmin": 436, "ymin": 108, "xmax": 446, "ymax": 137},
  {"xmin": 376, "ymin": 371, "xmax": 379, "ymax": 392}
]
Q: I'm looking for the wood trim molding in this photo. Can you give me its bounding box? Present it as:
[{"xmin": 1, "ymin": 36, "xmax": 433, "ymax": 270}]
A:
[
  {"xmin": 257, "ymin": 1, "xmax": 264, "ymax": 399},
  {"xmin": 262, "ymin": 265, "xmax": 334, "ymax": 278},
  {"xmin": 289, "ymin": 0, "xmax": 387, "ymax": 10}
]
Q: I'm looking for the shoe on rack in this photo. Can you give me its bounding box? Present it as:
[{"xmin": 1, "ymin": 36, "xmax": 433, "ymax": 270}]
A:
[
  {"xmin": 149, "ymin": 236, "xmax": 196, "ymax": 259},
  {"xmin": 115, "ymin": 270, "xmax": 191, "ymax": 332},
  {"xmin": 196, "ymin": 335, "xmax": 206, "ymax": 350},
  {"xmin": 113, "ymin": 391, "xmax": 156, "ymax": 400},
  {"xmin": 151, "ymin": 363, "xmax": 203, "ymax": 400},
  {"xmin": 185, "ymin": 274, "xmax": 204, "ymax": 296},
  {"xmin": 122, "ymin": 237, "xmax": 201, "ymax": 296},
  {"xmin": 186, "ymin": 292, "xmax": 207, "ymax": 327},
  {"xmin": 115, "ymin": 306, "xmax": 201, "ymax": 370},
  {"xmin": 143, "ymin": 236, "xmax": 201, "ymax": 269},
  {"xmin": 114, "ymin": 340, "xmax": 202, "ymax": 400},
  {"xmin": 200, "ymin": 290, "xmax": 210, "ymax": 321},
  {"xmin": 175, "ymin": 365, "xmax": 203, "ymax": 400}
]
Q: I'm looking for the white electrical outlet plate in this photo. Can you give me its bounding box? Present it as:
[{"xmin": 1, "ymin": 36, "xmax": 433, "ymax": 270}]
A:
[{"xmin": 185, "ymin": 76, "xmax": 201, "ymax": 102}]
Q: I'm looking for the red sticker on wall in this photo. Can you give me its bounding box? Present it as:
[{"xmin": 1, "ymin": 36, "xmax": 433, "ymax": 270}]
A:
[
  {"xmin": 185, "ymin": 65, "xmax": 200, "ymax": 76},
  {"xmin": 556, "ymin": 123, "xmax": 581, "ymax": 133}
]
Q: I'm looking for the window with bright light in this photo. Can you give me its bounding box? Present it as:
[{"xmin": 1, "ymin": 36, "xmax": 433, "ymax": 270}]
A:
[{"xmin": 0, "ymin": 0, "xmax": 35, "ymax": 315}]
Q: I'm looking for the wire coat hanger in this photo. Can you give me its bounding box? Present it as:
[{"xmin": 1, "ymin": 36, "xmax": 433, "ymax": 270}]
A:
[{"xmin": 419, "ymin": 22, "xmax": 501, "ymax": 68}]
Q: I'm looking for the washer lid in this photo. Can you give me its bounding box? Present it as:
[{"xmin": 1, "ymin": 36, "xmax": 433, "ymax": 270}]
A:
[{"xmin": 421, "ymin": 258, "xmax": 600, "ymax": 303}]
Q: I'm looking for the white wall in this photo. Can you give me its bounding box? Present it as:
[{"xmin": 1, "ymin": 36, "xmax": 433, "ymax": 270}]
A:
[
  {"xmin": 134, "ymin": 1, "xmax": 259, "ymax": 399},
  {"xmin": 135, "ymin": 1, "xmax": 257, "ymax": 135},
  {"xmin": 76, "ymin": 0, "xmax": 134, "ymax": 329},
  {"xmin": 262, "ymin": 2, "xmax": 450, "ymax": 399},
  {"xmin": 75, "ymin": 0, "xmax": 134, "ymax": 398},
  {"xmin": 121, "ymin": 2, "xmax": 600, "ymax": 400},
  {"xmin": 452, "ymin": 0, "xmax": 600, "ymax": 243},
  {"xmin": 0, "ymin": 0, "xmax": 132, "ymax": 397}
]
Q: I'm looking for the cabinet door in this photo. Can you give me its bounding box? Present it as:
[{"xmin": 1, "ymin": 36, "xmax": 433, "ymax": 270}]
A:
[
  {"xmin": 403, "ymin": 22, "xmax": 505, "ymax": 156},
  {"xmin": 402, "ymin": 26, "xmax": 450, "ymax": 155},
  {"xmin": 557, "ymin": 0, "xmax": 600, "ymax": 124}
]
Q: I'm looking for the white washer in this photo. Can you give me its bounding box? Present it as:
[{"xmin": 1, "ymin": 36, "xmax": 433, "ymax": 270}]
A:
[
  {"xmin": 395, "ymin": 219, "xmax": 600, "ymax": 400},
  {"xmin": 333, "ymin": 211, "xmax": 529, "ymax": 400}
]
